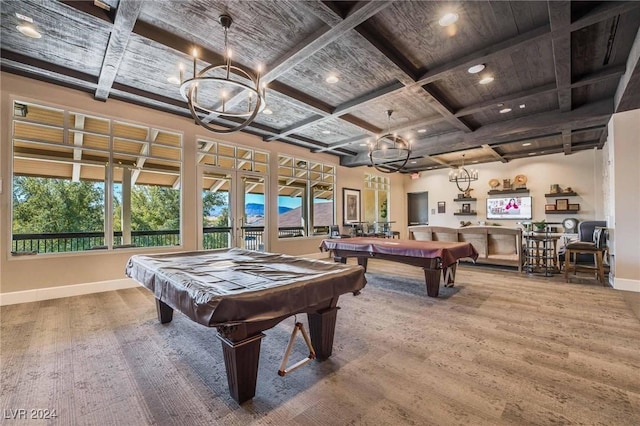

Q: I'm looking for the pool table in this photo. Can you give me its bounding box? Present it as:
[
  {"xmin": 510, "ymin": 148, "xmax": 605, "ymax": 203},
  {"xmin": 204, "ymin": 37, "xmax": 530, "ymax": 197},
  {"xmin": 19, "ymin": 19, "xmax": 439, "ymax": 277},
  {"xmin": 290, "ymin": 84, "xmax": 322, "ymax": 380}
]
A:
[
  {"xmin": 125, "ymin": 248, "xmax": 366, "ymax": 404},
  {"xmin": 320, "ymin": 237, "xmax": 478, "ymax": 297}
]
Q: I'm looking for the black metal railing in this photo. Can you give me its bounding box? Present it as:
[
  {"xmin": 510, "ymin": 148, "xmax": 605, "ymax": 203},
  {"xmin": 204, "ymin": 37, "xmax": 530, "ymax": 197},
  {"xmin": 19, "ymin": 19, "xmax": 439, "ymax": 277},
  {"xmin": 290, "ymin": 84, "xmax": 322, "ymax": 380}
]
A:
[
  {"xmin": 11, "ymin": 230, "xmax": 181, "ymax": 254},
  {"xmin": 12, "ymin": 225, "xmax": 329, "ymax": 254}
]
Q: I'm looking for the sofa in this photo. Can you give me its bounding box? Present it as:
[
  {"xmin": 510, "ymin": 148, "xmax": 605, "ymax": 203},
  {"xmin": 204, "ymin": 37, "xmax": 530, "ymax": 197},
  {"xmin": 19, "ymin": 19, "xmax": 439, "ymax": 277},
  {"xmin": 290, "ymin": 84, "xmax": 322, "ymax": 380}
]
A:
[{"xmin": 408, "ymin": 225, "xmax": 523, "ymax": 271}]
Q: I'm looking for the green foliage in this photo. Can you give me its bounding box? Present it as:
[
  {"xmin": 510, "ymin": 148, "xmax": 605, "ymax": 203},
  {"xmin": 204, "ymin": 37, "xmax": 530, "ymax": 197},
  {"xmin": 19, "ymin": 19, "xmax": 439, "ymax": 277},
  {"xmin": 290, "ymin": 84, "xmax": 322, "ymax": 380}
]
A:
[
  {"xmin": 130, "ymin": 186, "xmax": 180, "ymax": 230},
  {"xmin": 203, "ymin": 190, "xmax": 228, "ymax": 227},
  {"xmin": 380, "ymin": 198, "xmax": 388, "ymax": 219},
  {"xmin": 12, "ymin": 176, "xmax": 104, "ymax": 233}
]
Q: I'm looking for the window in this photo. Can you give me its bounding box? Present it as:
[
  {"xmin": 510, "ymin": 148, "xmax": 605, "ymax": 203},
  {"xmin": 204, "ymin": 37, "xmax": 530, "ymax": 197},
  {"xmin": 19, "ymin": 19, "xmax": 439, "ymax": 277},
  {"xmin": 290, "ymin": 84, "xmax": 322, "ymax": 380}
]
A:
[
  {"xmin": 363, "ymin": 173, "xmax": 390, "ymax": 229},
  {"xmin": 197, "ymin": 139, "xmax": 269, "ymax": 250},
  {"xmin": 11, "ymin": 100, "xmax": 183, "ymax": 254},
  {"xmin": 278, "ymin": 155, "xmax": 334, "ymax": 238}
]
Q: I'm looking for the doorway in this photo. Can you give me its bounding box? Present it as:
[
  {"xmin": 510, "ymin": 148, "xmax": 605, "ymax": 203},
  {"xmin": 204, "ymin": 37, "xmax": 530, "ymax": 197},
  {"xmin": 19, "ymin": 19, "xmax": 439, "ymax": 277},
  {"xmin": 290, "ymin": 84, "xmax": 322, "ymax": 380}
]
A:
[
  {"xmin": 407, "ymin": 191, "xmax": 429, "ymax": 225},
  {"xmin": 201, "ymin": 167, "xmax": 267, "ymax": 251}
]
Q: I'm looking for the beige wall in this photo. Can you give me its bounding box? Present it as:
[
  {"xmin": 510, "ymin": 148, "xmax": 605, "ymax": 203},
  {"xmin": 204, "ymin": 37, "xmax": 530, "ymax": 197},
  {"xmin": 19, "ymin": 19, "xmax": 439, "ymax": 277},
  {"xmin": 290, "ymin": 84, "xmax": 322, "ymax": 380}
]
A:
[
  {"xmin": 1, "ymin": 73, "xmax": 409, "ymax": 294},
  {"xmin": 606, "ymin": 109, "xmax": 640, "ymax": 290},
  {"xmin": 405, "ymin": 150, "xmax": 604, "ymax": 228}
]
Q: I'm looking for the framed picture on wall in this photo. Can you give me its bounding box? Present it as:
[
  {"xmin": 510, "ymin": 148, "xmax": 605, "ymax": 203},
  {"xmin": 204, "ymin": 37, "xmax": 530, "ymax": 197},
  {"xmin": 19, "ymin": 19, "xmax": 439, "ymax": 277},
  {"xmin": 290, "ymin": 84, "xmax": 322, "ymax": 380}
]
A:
[
  {"xmin": 545, "ymin": 204, "xmax": 556, "ymax": 211},
  {"xmin": 437, "ymin": 201, "xmax": 446, "ymax": 214},
  {"xmin": 462, "ymin": 203, "xmax": 471, "ymax": 213},
  {"xmin": 555, "ymin": 198, "xmax": 569, "ymax": 211},
  {"xmin": 343, "ymin": 188, "xmax": 361, "ymax": 225}
]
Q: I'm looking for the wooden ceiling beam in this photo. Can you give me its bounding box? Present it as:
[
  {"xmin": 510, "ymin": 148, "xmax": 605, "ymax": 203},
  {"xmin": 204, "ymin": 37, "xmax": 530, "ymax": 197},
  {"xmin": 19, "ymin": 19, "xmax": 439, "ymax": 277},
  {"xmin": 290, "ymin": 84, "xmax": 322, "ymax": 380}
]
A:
[
  {"xmin": 415, "ymin": 2, "xmax": 640, "ymax": 88},
  {"xmin": 354, "ymin": 21, "xmax": 419, "ymax": 83},
  {"xmin": 311, "ymin": 135, "xmax": 371, "ymax": 153},
  {"xmin": 341, "ymin": 99, "xmax": 613, "ymax": 166},
  {"xmin": 481, "ymin": 144, "xmax": 508, "ymax": 163},
  {"xmin": 562, "ymin": 129, "xmax": 573, "ymax": 155},
  {"xmin": 209, "ymin": 1, "xmax": 393, "ymax": 122},
  {"xmin": 59, "ymin": 1, "xmax": 115, "ymax": 24},
  {"xmin": 455, "ymin": 65, "xmax": 625, "ymax": 118},
  {"xmin": 265, "ymin": 81, "xmax": 400, "ymax": 141},
  {"xmin": 416, "ymin": 24, "xmax": 551, "ymax": 86},
  {"xmin": 265, "ymin": 1, "xmax": 393, "ymax": 81},
  {"xmin": 548, "ymin": 1, "xmax": 572, "ymax": 113},
  {"xmin": 425, "ymin": 156, "xmax": 452, "ymax": 168},
  {"xmin": 613, "ymin": 23, "xmax": 640, "ymax": 112},
  {"xmin": 94, "ymin": 0, "xmax": 143, "ymax": 101},
  {"xmin": 420, "ymin": 85, "xmax": 474, "ymax": 132},
  {"xmin": 455, "ymin": 83, "xmax": 557, "ymax": 117}
]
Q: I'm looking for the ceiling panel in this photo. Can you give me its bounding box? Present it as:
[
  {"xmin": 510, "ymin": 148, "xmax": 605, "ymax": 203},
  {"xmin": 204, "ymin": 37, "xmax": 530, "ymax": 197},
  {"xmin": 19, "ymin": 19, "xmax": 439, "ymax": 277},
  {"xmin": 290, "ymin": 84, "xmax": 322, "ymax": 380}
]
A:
[
  {"xmin": 348, "ymin": 88, "xmax": 441, "ymax": 130},
  {"xmin": 138, "ymin": 0, "xmax": 326, "ymax": 67},
  {"xmin": 0, "ymin": 0, "xmax": 110, "ymax": 77},
  {"xmin": 465, "ymin": 91, "xmax": 559, "ymax": 127},
  {"xmin": 277, "ymin": 32, "xmax": 404, "ymax": 107},
  {"xmin": 368, "ymin": 1, "xmax": 550, "ymax": 71},
  {"xmin": 294, "ymin": 117, "xmax": 366, "ymax": 145}
]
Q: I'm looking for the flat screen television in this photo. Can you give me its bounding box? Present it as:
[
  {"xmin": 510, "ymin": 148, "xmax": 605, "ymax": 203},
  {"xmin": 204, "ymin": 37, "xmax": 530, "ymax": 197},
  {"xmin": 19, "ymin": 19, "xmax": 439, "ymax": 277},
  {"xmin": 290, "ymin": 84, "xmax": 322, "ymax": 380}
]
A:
[{"xmin": 486, "ymin": 196, "xmax": 532, "ymax": 220}]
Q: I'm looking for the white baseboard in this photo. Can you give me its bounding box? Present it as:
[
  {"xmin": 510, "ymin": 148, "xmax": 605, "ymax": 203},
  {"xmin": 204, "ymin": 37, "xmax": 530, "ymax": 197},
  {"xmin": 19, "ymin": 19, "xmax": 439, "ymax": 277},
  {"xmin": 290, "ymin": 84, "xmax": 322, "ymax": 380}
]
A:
[
  {"xmin": 0, "ymin": 278, "xmax": 138, "ymax": 306},
  {"xmin": 612, "ymin": 277, "xmax": 640, "ymax": 293}
]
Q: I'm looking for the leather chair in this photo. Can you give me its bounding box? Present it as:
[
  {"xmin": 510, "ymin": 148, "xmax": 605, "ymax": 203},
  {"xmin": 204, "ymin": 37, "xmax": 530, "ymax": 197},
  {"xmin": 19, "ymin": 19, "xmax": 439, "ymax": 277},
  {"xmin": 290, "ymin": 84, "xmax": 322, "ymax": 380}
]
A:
[{"xmin": 563, "ymin": 221, "xmax": 608, "ymax": 284}]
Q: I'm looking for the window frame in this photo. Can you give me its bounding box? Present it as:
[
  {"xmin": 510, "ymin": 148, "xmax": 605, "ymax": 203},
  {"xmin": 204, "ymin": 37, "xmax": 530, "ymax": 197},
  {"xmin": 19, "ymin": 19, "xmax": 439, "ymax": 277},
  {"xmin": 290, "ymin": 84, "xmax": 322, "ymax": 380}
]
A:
[{"xmin": 9, "ymin": 99, "xmax": 184, "ymax": 256}]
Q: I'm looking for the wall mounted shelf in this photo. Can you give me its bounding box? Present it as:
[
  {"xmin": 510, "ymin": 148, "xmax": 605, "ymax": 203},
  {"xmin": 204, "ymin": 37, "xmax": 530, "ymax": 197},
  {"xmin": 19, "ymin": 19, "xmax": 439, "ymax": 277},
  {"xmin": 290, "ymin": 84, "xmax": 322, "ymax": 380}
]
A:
[
  {"xmin": 453, "ymin": 198, "xmax": 477, "ymax": 202},
  {"xmin": 545, "ymin": 192, "xmax": 578, "ymax": 197},
  {"xmin": 487, "ymin": 189, "xmax": 529, "ymax": 195},
  {"xmin": 546, "ymin": 210, "xmax": 579, "ymax": 214},
  {"xmin": 454, "ymin": 212, "xmax": 477, "ymax": 216}
]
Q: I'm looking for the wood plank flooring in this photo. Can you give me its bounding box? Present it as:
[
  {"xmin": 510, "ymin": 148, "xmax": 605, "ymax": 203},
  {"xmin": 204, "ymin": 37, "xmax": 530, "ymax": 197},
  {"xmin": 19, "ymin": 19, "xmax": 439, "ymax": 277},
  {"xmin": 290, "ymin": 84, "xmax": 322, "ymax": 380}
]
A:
[{"xmin": 1, "ymin": 261, "xmax": 638, "ymax": 425}]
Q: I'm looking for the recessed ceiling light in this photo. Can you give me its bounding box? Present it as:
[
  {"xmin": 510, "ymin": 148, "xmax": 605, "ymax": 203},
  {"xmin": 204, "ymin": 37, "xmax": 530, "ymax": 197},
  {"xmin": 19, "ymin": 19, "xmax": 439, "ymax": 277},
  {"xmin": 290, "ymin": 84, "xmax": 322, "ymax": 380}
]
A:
[
  {"xmin": 16, "ymin": 23, "xmax": 41, "ymax": 39},
  {"xmin": 325, "ymin": 74, "xmax": 339, "ymax": 84},
  {"xmin": 467, "ymin": 64, "xmax": 485, "ymax": 74},
  {"xmin": 359, "ymin": 143, "xmax": 367, "ymax": 146},
  {"xmin": 479, "ymin": 76, "xmax": 494, "ymax": 85},
  {"xmin": 322, "ymin": 130, "xmax": 331, "ymax": 134},
  {"xmin": 472, "ymin": 160, "xmax": 479, "ymax": 163},
  {"xmin": 438, "ymin": 12, "xmax": 459, "ymax": 27},
  {"xmin": 262, "ymin": 108, "xmax": 273, "ymax": 115},
  {"xmin": 497, "ymin": 103, "xmax": 504, "ymax": 107},
  {"xmin": 519, "ymin": 104, "xmax": 526, "ymax": 109},
  {"xmin": 528, "ymin": 152, "xmax": 536, "ymax": 156},
  {"xmin": 15, "ymin": 13, "xmax": 33, "ymax": 23},
  {"xmin": 522, "ymin": 142, "xmax": 532, "ymax": 147},
  {"xmin": 167, "ymin": 76, "xmax": 180, "ymax": 85},
  {"xmin": 410, "ymin": 161, "xmax": 417, "ymax": 164},
  {"xmin": 417, "ymin": 129, "xmax": 427, "ymax": 133},
  {"xmin": 499, "ymin": 108, "xmax": 512, "ymax": 114}
]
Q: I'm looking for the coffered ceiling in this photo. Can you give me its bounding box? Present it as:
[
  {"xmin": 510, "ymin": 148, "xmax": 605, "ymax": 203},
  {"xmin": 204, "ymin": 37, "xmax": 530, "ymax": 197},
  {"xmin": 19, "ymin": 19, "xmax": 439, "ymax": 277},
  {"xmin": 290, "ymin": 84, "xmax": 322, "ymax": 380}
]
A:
[{"xmin": 2, "ymin": 1, "xmax": 639, "ymax": 172}]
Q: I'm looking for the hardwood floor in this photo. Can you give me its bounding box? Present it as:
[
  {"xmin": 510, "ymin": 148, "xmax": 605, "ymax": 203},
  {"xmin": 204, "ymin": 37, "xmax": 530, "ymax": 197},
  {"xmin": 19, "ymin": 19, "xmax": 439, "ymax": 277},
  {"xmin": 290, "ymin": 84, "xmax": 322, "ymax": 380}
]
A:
[{"xmin": 1, "ymin": 261, "xmax": 638, "ymax": 425}]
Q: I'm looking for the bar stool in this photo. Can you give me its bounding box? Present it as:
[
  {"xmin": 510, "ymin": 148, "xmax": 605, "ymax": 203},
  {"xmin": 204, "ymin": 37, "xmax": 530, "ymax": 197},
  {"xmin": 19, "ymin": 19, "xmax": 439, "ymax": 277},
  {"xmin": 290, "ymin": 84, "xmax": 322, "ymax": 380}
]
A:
[{"xmin": 564, "ymin": 228, "xmax": 607, "ymax": 285}]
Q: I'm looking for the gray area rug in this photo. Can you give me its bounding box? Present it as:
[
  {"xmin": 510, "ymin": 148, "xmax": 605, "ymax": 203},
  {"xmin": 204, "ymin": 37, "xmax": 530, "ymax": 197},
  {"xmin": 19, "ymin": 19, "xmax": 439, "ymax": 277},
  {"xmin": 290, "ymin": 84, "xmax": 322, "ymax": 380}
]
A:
[{"xmin": 1, "ymin": 268, "xmax": 639, "ymax": 425}]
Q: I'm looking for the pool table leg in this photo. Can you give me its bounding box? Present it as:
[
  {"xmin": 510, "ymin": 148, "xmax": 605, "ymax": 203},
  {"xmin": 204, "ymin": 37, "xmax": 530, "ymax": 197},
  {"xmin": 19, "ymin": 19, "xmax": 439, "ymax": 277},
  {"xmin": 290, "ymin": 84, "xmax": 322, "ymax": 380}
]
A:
[
  {"xmin": 217, "ymin": 333, "xmax": 265, "ymax": 404},
  {"xmin": 307, "ymin": 306, "xmax": 339, "ymax": 360},
  {"xmin": 422, "ymin": 267, "xmax": 441, "ymax": 297},
  {"xmin": 155, "ymin": 299, "xmax": 173, "ymax": 323}
]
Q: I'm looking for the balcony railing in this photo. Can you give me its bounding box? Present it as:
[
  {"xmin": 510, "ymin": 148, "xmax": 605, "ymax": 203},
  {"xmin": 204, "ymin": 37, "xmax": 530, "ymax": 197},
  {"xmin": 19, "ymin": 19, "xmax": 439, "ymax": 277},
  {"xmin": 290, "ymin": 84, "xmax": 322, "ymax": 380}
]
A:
[{"xmin": 12, "ymin": 226, "xmax": 329, "ymax": 254}]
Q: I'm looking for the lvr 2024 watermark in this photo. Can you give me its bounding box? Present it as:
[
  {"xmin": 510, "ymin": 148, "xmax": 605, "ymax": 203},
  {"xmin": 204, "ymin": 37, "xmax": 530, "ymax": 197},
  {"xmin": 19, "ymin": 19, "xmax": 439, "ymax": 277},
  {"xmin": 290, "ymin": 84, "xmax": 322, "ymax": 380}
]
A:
[{"xmin": 3, "ymin": 409, "xmax": 58, "ymax": 420}]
